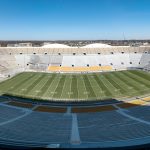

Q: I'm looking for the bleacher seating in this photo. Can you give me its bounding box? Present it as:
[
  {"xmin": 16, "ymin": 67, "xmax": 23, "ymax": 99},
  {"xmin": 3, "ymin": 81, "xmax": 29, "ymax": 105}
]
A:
[
  {"xmin": 77, "ymin": 111, "xmax": 150, "ymax": 144},
  {"xmin": 0, "ymin": 105, "xmax": 25, "ymax": 123},
  {"xmin": 117, "ymin": 99, "xmax": 146, "ymax": 108},
  {"xmin": 126, "ymin": 106, "xmax": 150, "ymax": 122},
  {"xmin": 48, "ymin": 66, "xmax": 113, "ymax": 72},
  {"xmin": 0, "ymin": 46, "xmax": 150, "ymax": 74},
  {"xmin": 0, "ymin": 99, "xmax": 149, "ymax": 148},
  {"xmin": 0, "ymin": 111, "xmax": 72, "ymax": 146}
]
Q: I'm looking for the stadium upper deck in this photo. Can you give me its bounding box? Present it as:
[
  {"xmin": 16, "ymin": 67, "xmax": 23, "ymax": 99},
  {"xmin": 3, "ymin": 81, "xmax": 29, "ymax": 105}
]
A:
[
  {"xmin": 0, "ymin": 45, "xmax": 150, "ymax": 54},
  {"xmin": 0, "ymin": 43, "xmax": 150, "ymax": 77}
]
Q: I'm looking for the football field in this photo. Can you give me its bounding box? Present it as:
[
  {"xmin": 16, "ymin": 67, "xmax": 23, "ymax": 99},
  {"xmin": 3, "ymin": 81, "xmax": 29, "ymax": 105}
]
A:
[{"xmin": 0, "ymin": 70, "xmax": 150, "ymax": 101}]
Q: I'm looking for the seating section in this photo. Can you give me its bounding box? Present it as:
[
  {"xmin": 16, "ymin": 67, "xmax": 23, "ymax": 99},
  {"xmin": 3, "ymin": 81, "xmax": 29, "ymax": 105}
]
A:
[
  {"xmin": 139, "ymin": 53, "xmax": 150, "ymax": 68},
  {"xmin": 78, "ymin": 111, "xmax": 150, "ymax": 144},
  {"xmin": 127, "ymin": 106, "xmax": 150, "ymax": 121},
  {"xmin": 117, "ymin": 99, "xmax": 146, "ymax": 108},
  {"xmin": 72, "ymin": 105, "xmax": 116, "ymax": 113},
  {"xmin": 0, "ymin": 97, "xmax": 10, "ymax": 102},
  {"xmin": 0, "ymin": 105, "xmax": 25, "ymax": 123},
  {"xmin": 34, "ymin": 105, "xmax": 67, "ymax": 113},
  {"xmin": 0, "ymin": 111, "xmax": 72, "ymax": 146},
  {"xmin": 142, "ymin": 97, "xmax": 150, "ymax": 101},
  {"xmin": 7, "ymin": 101, "xmax": 34, "ymax": 108},
  {"xmin": 0, "ymin": 99, "xmax": 149, "ymax": 148},
  {"xmin": 0, "ymin": 47, "xmax": 150, "ymax": 74},
  {"xmin": 48, "ymin": 66, "xmax": 113, "ymax": 72}
]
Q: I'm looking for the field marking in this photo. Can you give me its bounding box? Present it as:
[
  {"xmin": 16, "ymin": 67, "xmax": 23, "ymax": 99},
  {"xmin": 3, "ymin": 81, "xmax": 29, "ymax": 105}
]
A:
[
  {"xmin": 42, "ymin": 74, "xmax": 60, "ymax": 99},
  {"xmin": 126, "ymin": 71, "xmax": 150, "ymax": 86},
  {"xmin": 70, "ymin": 75, "xmax": 79, "ymax": 100},
  {"xmin": 51, "ymin": 75, "xmax": 64, "ymax": 99},
  {"xmin": 1, "ymin": 71, "xmax": 150, "ymax": 101},
  {"xmin": 44, "ymin": 75, "xmax": 60, "ymax": 99},
  {"xmin": 34, "ymin": 76, "xmax": 51, "ymax": 95},
  {"xmin": 112, "ymin": 72, "xmax": 138, "ymax": 93},
  {"xmin": 79, "ymin": 76, "xmax": 88, "ymax": 100},
  {"xmin": 83, "ymin": 75, "xmax": 98, "ymax": 100},
  {"xmin": 21, "ymin": 75, "xmax": 45, "ymax": 97},
  {"xmin": 69, "ymin": 74, "xmax": 73, "ymax": 99},
  {"xmin": 114, "ymin": 72, "xmax": 142, "ymax": 92},
  {"xmin": 60, "ymin": 76, "xmax": 72, "ymax": 100},
  {"xmin": 120, "ymin": 72, "xmax": 146, "ymax": 90},
  {"xmin": 96, "ymin": 74, "xmax": 115, "ymax": 97},
  {"xmin": 52, "ymin": 75, "xmax": 67, "ymax": 99},
  {"xmin": 101, "ymin": 75, "xmax": 120, "ymax": 95},
  {"xmin": 28, "ymin": 75, "xmax": 49, "ymax": 96},
  {"xmin": 124, "ymin": 71, "xmax": 148, "ymax": 87},
  {"xmin": 8, "ymin": 74, "xmax": 36, "ymax": 96},
  {"xmin": 6, "ymin": 73, "xmax": 35, "ymax": 93},
  {"xmin": 108, "ymin": 75, "xmax": 134, "ymax": 97},
  {"xmin": 60, "ymin": 75, "xmax": 70, "ymax": 99},
  {"xmin": 105, "ymin": 74, "xmax": 128, "ymax": 95},
  {"xmin": 36, "ymin": 74, "xmax": 57, "ymax": 98},
  {"xmin": 0, "ymin": 73, "xmax": 31, "ymax": 90},
  {"xmin": 87, "ymin": 75, "xmax": 102, "ymax": 100},
  {"xmin": 76, "ymin": 75, "xmax": 79, "ymax": 101},
  {"xmin": 92, "ymin": 75, "xmax": 110, "ymax": 99},
  {"xmin": 18, "ymin": 74, "xmax": 43, "ymax": 95}
]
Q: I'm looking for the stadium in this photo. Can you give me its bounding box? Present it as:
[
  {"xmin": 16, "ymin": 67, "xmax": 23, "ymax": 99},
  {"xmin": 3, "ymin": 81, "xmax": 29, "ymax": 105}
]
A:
[{"xmin": 0, "ymin": 43, "xmax": 150, "ymax": 149}]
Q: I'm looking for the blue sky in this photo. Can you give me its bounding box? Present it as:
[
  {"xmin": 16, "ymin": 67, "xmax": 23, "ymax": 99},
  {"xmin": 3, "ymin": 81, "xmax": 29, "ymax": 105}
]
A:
[{"xmin": 0, "ymin": 0, "xmax": 150, "ymax": 40}]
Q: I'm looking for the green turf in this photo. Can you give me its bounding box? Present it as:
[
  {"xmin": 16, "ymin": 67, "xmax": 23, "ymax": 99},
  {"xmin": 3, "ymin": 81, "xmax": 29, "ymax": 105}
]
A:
[{"xmin": 0, "ymin": 70, "xmax": 150, "ymax": 102}]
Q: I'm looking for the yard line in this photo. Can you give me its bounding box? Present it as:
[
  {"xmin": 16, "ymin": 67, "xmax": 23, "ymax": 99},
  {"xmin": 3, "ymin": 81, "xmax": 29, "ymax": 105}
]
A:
[
  {"xmin": 101, "ymin": 74, "xmax": 121, "ymax": 96},
  {"xmin": 125, "ymin": 71, "xmax": 150, "ymax": 87},
  {"xmin": 22, "ymin": 74, "xmax": 45, "ymax": 95},
  {"xmin": 60, "ymin": 74, "xmax": 70, "ymax": 100},
  {"xmin": 93, "ymin": 74, "xmax": 112, "ymax": 99},
  {"xmin": 43, "ymin": 74, "xmax": 61, "ymax": 99},
  {"xmin": 95, "ymin": 74, "xmax": 115, "ymax": 97},
  {"xmin": 104, "ymin": 74, "xmax": 126, "ymax": 94},
  {"xmin": 0, "ymin": 73, "xmax": 28, "ymax": 89},
  {"xmin": 107, "ymin": 73, "xmax": 137, "ymax": 98},
  {"xmin": 5, "ymin": 73, "xmax": 35, "ymax": 92},
  {"xmin": 36, "ymin": 74, "xmax": 56, "ymax": 97},
  {"xmin": 77, "ymin": 75, "xmax": 88, "ymax": 100},
  {"xmin": 113, "ymin": 71, "xmax": 143, "ymax": 91},
  {"xmin": 82, "ymin": 74, "xmax": 97, "ymax": 100},
  {"xmin": 129, "ymin": 70, "xmax": 150, "ymax": 80},
  {"xmin": 76, "ymin": 75, "xmax": 79, "ymax": 101},
  {"xmin": 70, "ymin": 75, "xmax": 78, "ymax": 100},
  {"xmin": 112, "ymin": 71, "xmax": 137, "ymax": 92},
  {"xmin": 0, "ymin": 70, "xmax": 149, "ymax": 102},
  {"xmin": 29, "ymin": 75, "xmax": 50, "ymax": 96},
  {"xmin": 87, "ymin": 74, "xmax": 103, "ymax": 100},
  {"xmin": 61, "ymin": 74, "xmax": 72, "ymax": 100},
  {"xmin": 109, "ymin": 73, "xmax": 136, "ymax": 93},
  {"xmin": 53, "ymin": 75, "xmax": 66, "ymax": 99},
  {"xmin": 122, "ymin": 71, "xmax": 148, "ymax": 87},
  {"xmin": 69, "ymin": 74, "xmax": 73, "ymax": 100},
  {"xmin": 8, "ymin": 74, "xmax": 37, "ymax": 95}
]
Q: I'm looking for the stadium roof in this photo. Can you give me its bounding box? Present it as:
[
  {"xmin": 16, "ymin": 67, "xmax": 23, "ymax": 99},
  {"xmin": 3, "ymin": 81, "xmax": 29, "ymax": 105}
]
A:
[
  {"xmin": 42, "ymin": 43, "xmax": 71, "ymax": 48},
  {"xmin": 81, "ymin": 43, "xmax": 112, "ymax": 48}
]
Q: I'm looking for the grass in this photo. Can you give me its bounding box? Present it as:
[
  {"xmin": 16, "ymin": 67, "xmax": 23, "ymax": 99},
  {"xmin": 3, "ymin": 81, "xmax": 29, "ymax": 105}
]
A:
[{"xmin": 0, "ymin": 70, "xmax": 150, "ymax": 102}]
